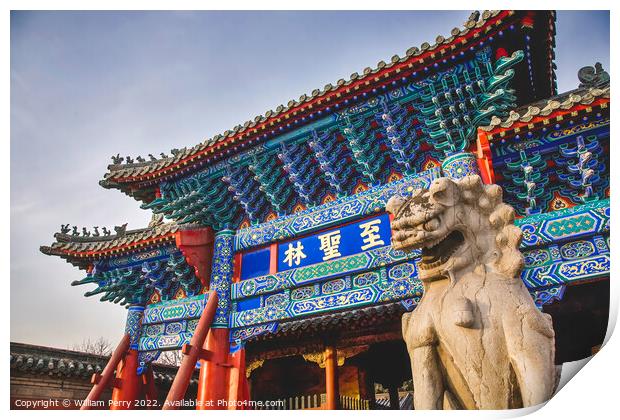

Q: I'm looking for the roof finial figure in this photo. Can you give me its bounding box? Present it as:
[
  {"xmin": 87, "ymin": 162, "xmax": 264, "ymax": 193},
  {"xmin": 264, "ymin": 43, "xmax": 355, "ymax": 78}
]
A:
[
  {"xmin": 60, "ymin": 224, "xmax": 71, "ymax": 234},
  {"xmin": 171, "ymin": 147, "xmax": 187, "ymax": 157},
  {"xmin": 136, "ymin": 156, "xmax": 145, "ymax": 163},
  {"xmin": 111, "ymin": 154, "xmax": 124, "ymax": 165},
  {"xmin": 148, "ymin": 154, "xmax": 157, "ymax": 161},
  {"xmin": 125, "ymin": 156, "xmax": 134, "ymax": 164},
  {"xmin": 160, "ymin": 152, "xmax": 168, "ymax": 159},
  {"xmin": 82, "ymin": 227, "xmax": 91, "ymax": 237},
  {"xmin": 72, "ymin": 226, "xmax": 79, "ymax": 236},
  {"xmin": 114, "ymin": 223, "xmax": 128, "ymax": 236},
  {"xmin": 92, "ymin": 226, "xmax": 100, "ymax": 237},
  {"xmin": 578, "ymin": 62, "xmax": 610, "ymax": 89},
  {"xmin": 102, "ymin": 227, "xmax": 111, "ymax": 236}
]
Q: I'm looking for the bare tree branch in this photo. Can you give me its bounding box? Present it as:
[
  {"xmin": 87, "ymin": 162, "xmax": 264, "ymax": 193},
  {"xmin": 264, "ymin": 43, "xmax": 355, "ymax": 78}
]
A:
[
  {"xmin": 72, "ymin": 337, "xmax": 113, "ymax": 356},
  {"xmin": 157, "ymin": 350, "xmax": 183, "ymax": 367}
]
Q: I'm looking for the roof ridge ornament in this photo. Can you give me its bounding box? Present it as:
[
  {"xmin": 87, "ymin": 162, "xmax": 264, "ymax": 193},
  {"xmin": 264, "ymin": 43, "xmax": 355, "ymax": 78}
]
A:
[
  {"xmin": 578, "ymin": 62, "xmax": 610, "ymax": 89},
  {"xmin": 110, "ymin": 153, "xmax": 124, "ymax": 165},
  {"xmin": 114, "ymin": 223, "xmax": 128, "ymax": 236},
  {"xmin": 57, "ymin": 225, "xmax": 115, "ymax": 239}
]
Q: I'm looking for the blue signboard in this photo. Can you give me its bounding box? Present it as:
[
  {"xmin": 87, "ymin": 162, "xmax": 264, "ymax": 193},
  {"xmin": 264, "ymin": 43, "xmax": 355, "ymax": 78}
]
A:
[
  {"xmin": 240, "ymin": 247, "xmax": 270, "ymax": 280},
  {"xmin": 277, "ymin": 213, "xmax": 392, "ymax": 272}
]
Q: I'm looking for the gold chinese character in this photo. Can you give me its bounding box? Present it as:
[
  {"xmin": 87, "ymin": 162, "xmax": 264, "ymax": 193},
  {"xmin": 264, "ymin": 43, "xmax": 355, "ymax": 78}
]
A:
[
  {"xmin": 318, "ymin": 230, "xmax": 342, "ymax": 261},
  {"xmin": 283, "ymin": 241, "xmax": 307, "ymax": 267},
  {"xmin": 359, "ymin": 219, "xmax": 385, "ymax": 250}
]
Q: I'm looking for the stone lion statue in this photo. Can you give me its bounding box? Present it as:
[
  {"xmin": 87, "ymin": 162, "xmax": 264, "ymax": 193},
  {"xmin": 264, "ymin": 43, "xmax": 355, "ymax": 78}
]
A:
[{"xmin": 386, "ymin": 175, "xmax": 558, "ymax": 409}]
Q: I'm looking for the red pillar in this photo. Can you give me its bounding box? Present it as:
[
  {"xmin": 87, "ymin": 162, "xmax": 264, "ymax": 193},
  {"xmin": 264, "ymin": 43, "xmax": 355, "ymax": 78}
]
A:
[
  {"xmin": 110, "ymin": 349, "xmax": 143, "ymax": 410},
  {"xmin": 197, "ymin": 328, "xmax": 230, "ymax": 409},
  {"xmin": 227, "ymin": 347, "xmax": 250, "ymax": 410},
  {"xmin": 476, "ymin": 129, "xmax": 496, "ymax": 184},
  {"xmin": 325, "ymin": 345, "xmax": 340, "ymax": 410}
]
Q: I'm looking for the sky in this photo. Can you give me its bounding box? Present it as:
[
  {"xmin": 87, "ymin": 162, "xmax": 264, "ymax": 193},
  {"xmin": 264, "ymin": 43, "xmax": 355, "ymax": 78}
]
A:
[{"xmin": 10, "ymin": 10, "xmax": 610, "ymax": 349}]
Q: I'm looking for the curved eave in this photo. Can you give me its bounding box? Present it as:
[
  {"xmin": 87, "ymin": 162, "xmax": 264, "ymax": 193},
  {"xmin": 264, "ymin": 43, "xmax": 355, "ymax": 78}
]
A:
[
  {"xmin": 101, "ymin": 10, "xmax": 554, "ymax": 195},
  {"xmin": 479, "ymin": 86, "xmax": 610, "ymax": 139},
  {"xmin": 40, "ymin": 225, "xmax": 185, "ymax": 268},
  {"xmin": 98, "ymin": 178, "xmax": 158, "ymax": 205}
]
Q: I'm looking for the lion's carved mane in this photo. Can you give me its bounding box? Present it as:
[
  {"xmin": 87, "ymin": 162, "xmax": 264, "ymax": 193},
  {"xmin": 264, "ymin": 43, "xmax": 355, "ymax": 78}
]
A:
[{"xmin": 386, "ymin": 175, "xmax": 558, "ymax": 409}]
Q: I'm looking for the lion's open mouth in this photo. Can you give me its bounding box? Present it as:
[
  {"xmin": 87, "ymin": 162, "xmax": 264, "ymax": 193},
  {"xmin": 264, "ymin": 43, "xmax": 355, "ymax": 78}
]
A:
[{"xmin": 419, "ymin": 230, "xmax": 465, "ymax": 270}]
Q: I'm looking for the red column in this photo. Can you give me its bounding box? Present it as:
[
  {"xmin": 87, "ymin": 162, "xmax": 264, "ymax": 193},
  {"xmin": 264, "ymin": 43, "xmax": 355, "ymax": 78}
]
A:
[
  {"xmin": 110, "ymin": 349, "xmax": 143, "ymax": 410},
  {"xmin": 476, "ymin": 129, "xmax": 496, "ymax": 184},
  {"xmin": 197, "ymin": 328, "xmax": 230, "ymax": 409},
  {"xmin": 325, "ymin": 345, "xmax": 340, "ymax": 410},
  {"xmin": 227, "ymin": 347, "xmax": 250, "ymax": 410}
]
